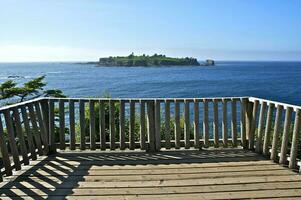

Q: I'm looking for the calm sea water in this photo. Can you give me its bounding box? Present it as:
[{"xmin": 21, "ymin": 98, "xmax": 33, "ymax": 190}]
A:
[{"xmin": 0, "ymin": 61, "xmax": 301, "ymax": 105}]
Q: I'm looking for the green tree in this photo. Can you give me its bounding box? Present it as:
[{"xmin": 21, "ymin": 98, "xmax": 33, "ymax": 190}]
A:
[{"xmin": 0, "ymin": 76, "xmax": 66, "ymax": 104}]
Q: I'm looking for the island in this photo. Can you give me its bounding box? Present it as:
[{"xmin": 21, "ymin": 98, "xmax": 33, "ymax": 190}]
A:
[{"xmin": 83, "ymin": 53, "xmax": 215, "ymax": 67}]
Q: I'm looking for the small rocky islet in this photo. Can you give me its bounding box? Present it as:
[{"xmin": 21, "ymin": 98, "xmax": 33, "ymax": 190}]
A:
[{"xmin": 82, "ymin": 53, "xmax": 214, "ymax": 67}]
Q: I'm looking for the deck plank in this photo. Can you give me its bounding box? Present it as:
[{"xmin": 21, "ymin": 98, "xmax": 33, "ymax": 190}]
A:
[{"xmin": 1, "ymin": 149, "xmax": 301, "ymax": 199}]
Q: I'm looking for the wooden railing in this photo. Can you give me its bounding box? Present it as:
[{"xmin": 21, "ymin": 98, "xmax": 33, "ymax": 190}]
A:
[
  {"xmin": 0, "ymin": 98, "xmax": 49, "ymax": 182},
  {"xmin": 0, "ymin": 96, "xmax": 300, "ymax": 181}
]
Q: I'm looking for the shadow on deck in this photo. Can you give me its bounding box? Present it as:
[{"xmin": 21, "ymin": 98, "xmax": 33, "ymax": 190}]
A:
[{"xmin": 1, "ymin": 149, "xmax": 301, "ymax": 199}]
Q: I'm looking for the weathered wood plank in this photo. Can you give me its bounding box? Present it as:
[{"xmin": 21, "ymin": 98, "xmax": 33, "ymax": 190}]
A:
[
  {"xmin": 99, "ymin": 101, "xmax": 106, "ymax": 150},
  {"xmin": 34, "ymin": 102, "xmax": 49, "ymax": 154},
  {"xmin": 129, "ymin": 100, "xmax": 135, "ymax": 150},
  {"xmin": 69, "ymin": 100, "xmax": 76, "ymax": 150},
  {"xmin": 40, "ymin": 100, "xmax": 49, "ymax": 145},
  {"xmin": 21, "ymin": 164, "xmax": 286, "ymax": 176},
  {"xmin": 2, "ymin": 189, "xmax": 301, "ymax": 200},
  {"xmin": 27, "ymin": 159, "xmax": 275, "ymax": 168},
  {"xmin": 109, "ymin": 100, "xmax": 116, "ymax": 150},
  {"xmin": 164, "ymin": 100, "xmax": 171, "ymax": 149},
  {"xmin": 140, "ymin": 101, "xmax": 146, "ymax": 150},
  {"xmin": 246, "ymin": 102, "xmax": 253, "ymax": 149},
  {"xmin": 119, "ymin": 100, "xmax": 125, "ymax": 150},
  {"xmin": 20, "ymin": 106, "xmax": 36, "ymax": 160},
  {"xmin": 231, "ymin": 99, "xmax": 238, "ymax": 147},
  {"xmin": 184, "ymin": 100, "xmax": 190, "ymax": 149},
  {"xmin": 12, "ymin": 107, "xmax": 29, "ymax": 165},
  {"xmin": 250, "ymin": 100, "xmax": 259, "ymax": 150},
  {"xmin": 3, "ymin": 110, "xmax": 21, "ymax": 170},
  {"xmin": 89, "ymin": 100, "xmax": 96, "ymax": 150},
  {"xmin": 0, "ymin": 116, "xmax": 12, "ymax": 176},
  {"xmin": 6, "ymin": 174, "xmax": 301, "ymax": 189},
  {"xmin": 15, "ymin": 169, "xmax": 293, "ymax": 182},
  {"xmin": 48, "ymin": 100, "xmax": 56, "ymax": 153},
  {"xmin": 193, "ymin": 99, "xmax": 200, "ymax": 149},
  {"xmin": 3, "ymin": 181, "xmax": 301, "ymax": 197},
  {"xmin": 289, "ymin": 108, "xmax": 301, "ymax": 169},
  {"xmin": 147, "ymin": 102, "xmax": 155, "ymax": 151},
  {"xmin": 18, "ymin": 163, "xmax": 282, "ymax": 174},
  {"xmin": 222, "ymin": 99, "xmax": 228, "ymax": 147},
  {"xmin": 255, "ymin": 101, "xmax": 267, "ymax": 153},
  {"xmin": 213, "ymin": 99, "xmax": 219, "ymax": 147},
  {"xmin": 240, "ymin": 98, "xmax": 247, "ymax": 148},
  {"xmin": 279, "ymin": 107, "xmax": 293, "ymax": 165},
  {"xmin": 155, "ymin": 100, "xmax": 161, "ymax": 151},
  {"xmin": 203, "ymin": 99, "xmax": 209, "ymax": 147},
  {"xmin": 59, "ymin": 99, "xmax": 66, "ymax": 150},
  {"xmin": 263, "ymin": 103, "xmax": 274, "ymax": 156},
  {"xmin": 174, "ymin": 100, "xmax": 180, "ymax": 149},
  {"xmin": 79, "ymin": 100, "xmax": 86, "ymax": 150},
  {"xmin": 27, "ymin": 103, "xmax": 43, "ymax": 156},
  {"xmin": 270, "ymin": 105, "xmax": 283, "ymax": 161}
]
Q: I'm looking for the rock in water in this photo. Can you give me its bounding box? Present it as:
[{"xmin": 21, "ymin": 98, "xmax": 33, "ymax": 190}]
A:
[{"xmin": 205, "ymin": 59, "xmax": 215, "ymax": 66}]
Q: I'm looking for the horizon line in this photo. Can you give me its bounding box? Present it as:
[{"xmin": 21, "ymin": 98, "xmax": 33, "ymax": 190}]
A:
[{"xmin": 1, "ymin": 60, "xmax": 301, "ymax": 63}]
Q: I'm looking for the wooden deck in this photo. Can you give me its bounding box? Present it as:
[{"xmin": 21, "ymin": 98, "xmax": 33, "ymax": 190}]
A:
[{"xmin": 0, "ymin": 149, "xmax": 301, "ymax": 199}]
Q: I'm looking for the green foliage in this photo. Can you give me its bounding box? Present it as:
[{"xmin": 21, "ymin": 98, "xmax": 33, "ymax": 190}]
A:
[
  {"xmin": 75, "ymin": 97, "xmax": 189, "ymax": 144},
  {"xmin": 98, "ymin": 53, "xmax": 200, "ymax": 66},
  {"xmin": 44, "ymin": 89, "xmax": 66, "ymax": 98},
  {"xmin": 0, "ymin": 80, "xmax": 18, "ymax": 99},
  {"xmin": 0, "ymin": 76, "xmax": 66, "ymax": 104}
]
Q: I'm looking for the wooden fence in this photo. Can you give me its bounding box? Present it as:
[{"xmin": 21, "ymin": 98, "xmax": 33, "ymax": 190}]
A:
[{"xmin": 0, "ymin": 97, "xmax": 300, "ymax": 181}]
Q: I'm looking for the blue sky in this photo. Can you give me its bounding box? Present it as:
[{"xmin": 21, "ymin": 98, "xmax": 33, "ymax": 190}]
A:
[{"xmin": 0, "ymin": 0, "xmax": 301, "ymax": 61}]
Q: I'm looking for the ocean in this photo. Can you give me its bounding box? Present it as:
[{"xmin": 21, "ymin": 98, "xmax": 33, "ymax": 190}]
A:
[{"xmin": 0, "ymin": 61, "xmax": 301, "ymax": 105}]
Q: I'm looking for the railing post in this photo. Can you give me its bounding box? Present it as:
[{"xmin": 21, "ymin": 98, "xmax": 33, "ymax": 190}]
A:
[
  {"xmin": 240, "ymin": 98, "xmax": 247, "ymax": 149},
  {"xmin": 164, "ymin": 100, "xmax": 171, "ymax": 149},
  {"xmin": 40, "ymin": 99, "xmax": 50, "ymax": 146},
  {"xmin": 79, "ymin": 100, "xmax": 86, "ymax": 150},
  {"xmin": 155, "ymin": 100, "xmax": 161, "ymax": 151},
  {"xmin": 48, "ymin": 99, "xmax": 56, "ymax": 153},
  {"xmin": 89, "ymin": 100, "xmax": 96, "ymax": 150},
  {"xmin": 140, "ymin": 100, "xmax": 146, "ymax": 150},
  {"xmin": 0, "ymin": 116, "xmax": 12, "ymax": 176},
  {"xmin": 129, "ymin": 100, "xmax": 135, "ymax": 150},
  {"xmin": 270, "ymin": 105, "xmax": 283, "ymax": 161},
  {"xmin": 203, "ymin": 99, "xmax": 209, "ymax": 148},
  {"xmin": 12, "ymin": 107, "xmax": 29, "ymax": 165},
  {"xmin": 231, "ymin": 99, "xmax": 238, "ymax": 147},
  {"xmin": 34, "ymin": 101, "xmax": 49, "ymax": 154},
  {"xmin": 222, "ymin": 98, "xmax": 228, "ymax": 147},
  {"xmin": 99, "ymin": 101, "xmax": 106, "ymax": 150},
  {"xmin": 147, "ymin": 101, "xmax": 155, "ymax": 151},
  {"xmin": 255, "ymin": 101, "xmax": 267, "ymax": 153},
  {"xmin": 213, "ymin": 99, "xmax": 219, "ymax": 148},
  {"xmin": 193, "ymin": 99, "xmax": 200, "ymax": 149},
  {"xmin": 109, "ymin": 100, "xmax": 116, "ymax": 150},
  {"xmin": 58, "ymin": 99, "xmax": 66, "ymax": 150},
  {"xmin": 4, "ymin": 110, "xmax": 21, "ymax": 170},
  {"xmin": 263, "ymin": 103, "xmax": 275, "ymax": 156},
  {"xmin": 69, "ymin": 99, "xmax": 76, "ymax": 150},
  {"xmin": 174, "ymin": 100, "xmax": 181, "ymax": 149},
  {"xmin": 245, "ymin": 100, "xmax": 253, "ymax": 150},
  {"xmin": 250, "ymin": 100, "xmax": 259, "ymax": 150},
  {"xmin": 119, "ymin": 100, "xmax": 126, "ymax": 150},
  {"xmin": 28, "ymin": 103, "xmax": 44, "ymax": 155},
  {"xmin": 184, "ymin": 99, "xmax": 190, "ymax": 149},
  {"xmin": 289, "ymin": 108, "xmax": 301, "ymax": 169},
  {"xmin": 279, "ymin": 107, "xmax": 293, "ymax": 165}
]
